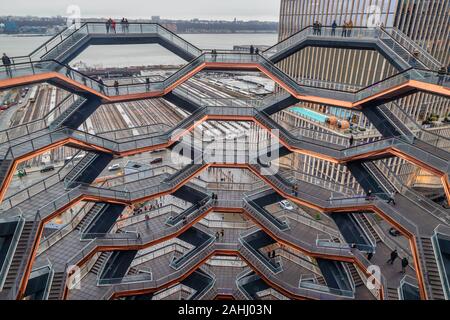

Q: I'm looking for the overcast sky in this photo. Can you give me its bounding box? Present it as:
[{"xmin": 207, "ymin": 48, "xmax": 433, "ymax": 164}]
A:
[{"xmin": 2, "ymin": 0, "xmax": 281, "ymax": 21}]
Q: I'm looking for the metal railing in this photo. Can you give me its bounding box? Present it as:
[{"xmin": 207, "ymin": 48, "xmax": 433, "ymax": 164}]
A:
[
  {"xmin": 264, "ymin": 26, "xmax": 379, "ymax": 59},
  {"xmin": 98, "ymin": 242, "xmax": 217, "ymax": 300},
  {"xmin": 7, "ymin": 209, "xmax": 43, "ymax": 299},
  {"xmin": 36, "ymin": 202, "xmax": 94, "ymax": 255},
  {"xmin": 3, "ymin": 50, "xmax": 448, "ymax": 104},
  {"xmin": 239, "ymin": 237, "xmax": 283, "ymax": 274},
  {"xmin": 265, "ymin": 25, "xmax": 442, "ymax": 71},
  {"xmin": 298, "ymin": 275, "xmax": 354, "ymax": 298},
  {"xmin": 243, "ymin": 197, "xmax": 290, "ymax": 231},
  {"xmin": 0, "ymin": 215, "xmax": 25, "ymax": 290},
  {"xmin": 376, "ymin": 161, "xmax": 450, "ymax": 225},
  {"xmin": 382, "ymin": 28, "xmax": 442, "ymax": 70},
  {"xmin": 97, "ymin": 273, "xmax": 153, "ymax": 287},
  {"xmin": 0, "ymin": 94, "xmax": 77, "ymax": 145},
  {"xmin": 0, "ymin": 149, "xmax": 86, "ymax": 211},
  {"xmin": 431, "ymin": 225, "xmax": 450, "ymax": 300},
  {"xmin": 399, "ymin": 274, "xmax": 421, "ymax": 300},
  {"xmin": 64, "ymin": 152, "xmax": 98, "ymax": 189},
  {"xmin": 11, "ymin": 21, "xmax": 202, "ymax": 64},
  {"xmin": 170, "ymin": 236, "xmax": 215, "ymax": 270}
]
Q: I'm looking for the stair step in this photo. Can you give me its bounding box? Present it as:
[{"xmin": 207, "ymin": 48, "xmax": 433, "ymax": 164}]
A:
[{"xmin": 3, "ymin": 221, "xmax": 38, "ymax": 290}]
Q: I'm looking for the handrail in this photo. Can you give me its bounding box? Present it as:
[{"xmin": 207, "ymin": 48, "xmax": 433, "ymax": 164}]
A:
[
  {"xmin": 273, "ymin": 207, "xmax": 341, "ymax": 238},
  {"xmin": 279, "ymin": 170, "xmax": 356, "ymax": 196},
  {"xmin": 376, "ymin": 161, "xmax": 450, "ymax": 224},
  {"xmin": 8, "ymin": 209, "xmax": 42, "ymax": 299},
  {"xmin": 98, "ymin": 242, "xmax": 218, "ymax": 300},
  {"xmin": 238, "ymin": 243, "xmax": 357, "ymax": 300},
  {"xmin": 235, "ymin": 269, "xmax": 255, "ymax": 299},
  {"xmin": 298, "ymin": 273, "xmax": 354, "ymax": 298},
  {"xmin": 243, "ymin": 197, "xmax": 290, "ymax": 231},
  {"xmin": 114, "ymin": 204, "xmax": 185, "ymax": 230},
  {"xmin": 382, "ymin": 28, "xmax": 442, "ymax": 70},
  {"xmin": 0, "ymin": 149, "xmax": 85, "ymax": 211},
  {"xmin": 0, "ymin": 94, "xmax": 77, "ymax": 145},
  {"xmin": 28, "ymin": 24, "xmax": 87, "ymax": 60},
  {"xmin": 0, "ymin": 215, "xmax": 24, "ymax": 290},
  {"xmin": 166, "ymin": 197, "xmax": 210, "ymax": 226},
  {"xmin": 239, "ymin": 237, "xmax": 283, "ymax": 274},
  {"xmin": 63, "ymin": 152, "xmax": 98, "ymax": 189},
  {"xmin": 97, "ymin": 273, "xmax": 153, "ymax": 287},
  {"xmin": 13, "ymin": 21, "xmax": 202, "ymax": 63},
  {"xmin": 264, "ymin": 24, "xmax": 440, "ymax": 71},
  {"xmin": 431, "ymin": 228, "xmax": 450, "ymax": 299},
  {"xmin": 387, "ymin": 102, "xmax": 450, "ymax": 151},
  {"xmin": 37, "ymin": 202, "xmax": 94, "ymax": 255},
  {"xmin": 2, "ymin": 51, "xmax": 448, "ymax": 99},
  {"xmin": 170, "ymin": 236, "xmax": 215, "ymax": 270}
]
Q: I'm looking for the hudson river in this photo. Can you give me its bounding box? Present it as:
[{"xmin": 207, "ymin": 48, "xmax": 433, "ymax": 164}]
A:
[{"xmin": 0, "ymin": 33, "xmax": 278, "ymax": 67}]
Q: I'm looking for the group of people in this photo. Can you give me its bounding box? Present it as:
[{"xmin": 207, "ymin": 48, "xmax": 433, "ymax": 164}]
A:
[
  {"xmin": 387, "ymin": 249, "xmax": 410, "ymax": 274},
  {"xmin": 249, "ymin": 45, "xmax": 260, "ymax": 55},
  {"xmin": 120, "ymin": 18, "xmax": 130, "ymax": 33},
  {"xmin": 129, "ymin": 201, "xmax": 163, "ymax": 217},
  {"xmin": 211, "ymin": 45, "xmax": 260, "ymax": 60},
  {"xmin": 215, "ymin": 229, "xmax": 225, "ymax": 240},
  {"xmin": 364, "ymin": 248, "xmax": 409, "ymax": 273},
  {"xmin": 105, "ymin": 18, "xmax": 130, "ymax": 33},
  {"xmin": 115, "ymin": 200, "xmax": 166, "ymax": 229},
  {"xmin": 105, "ymin": 18, "xmax": 117, "ymax": 33},
  {"xmin": 211, "ymin": 192, "xmax": 219, "ymax": 204},
  {"xmin": 340, "ymin": 20, "xmax": 354, "ymax": 37},
  {"xmin": 312, "ymin": 20, "xmax": 354, "ymax": 37},
  {"xmin": 313, "ymin": 21, "xmax": 323, "ymax": 35},
  {"xmin": 95, "ymin": 77, "xmax": 120, "ymax": 95},
  {"xmin": 211, "ymin": 45, "xmax": 260, "ymax": 61}
]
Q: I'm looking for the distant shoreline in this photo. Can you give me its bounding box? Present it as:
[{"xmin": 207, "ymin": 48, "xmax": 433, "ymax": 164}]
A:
[
  {"xmin": 0, "ymin": 34, "xmax": 50, "ymax": 37},
  {"xmin": 0, "ymin": 31, "xmax": 277, "ymax": 37}
]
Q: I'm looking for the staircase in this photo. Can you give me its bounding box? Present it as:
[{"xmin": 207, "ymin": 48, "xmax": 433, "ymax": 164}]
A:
[
  {"xmin": 2, "ymin": 221, "xmax": 37, "ymax": 290},
  {"xmin": 316, "ymin": 275, "xmax": 327, "ymax": 286},
  {"xmin": 347, "ymin": 264, "xmax": 364, "ymax": 287},
  {"xmin": 50, "ymin": 98, "xmax": 86, "ymax": 129},
  {"xmin": 64, "ymin": 152, "xmax": 98, "ymax": 188},
  {"xmin": 376, "ymin": 104, "xmax": 415, "ymax": 139},
  {"xmin": 379, "ymin": 28, "xmax": 441, "ymax": 71},
  {"xmin": 47, "ymin": 271, "xmax": 65, "ymax": 300},
  {"xmin": 378, "ymin": 36, "xmax": 425, "ymax": 70},
  {"xmin": 259, "ymin": 92, "xmax": 299, "ymax": 115},
  {"xmin": 0, "ymin": 158, "xmax": 12, "ymax": 186},
  {"xmin": 363, "ymin": 162, "xmax": 396, "ymax": 195},
  {"xmin": 165, "ymin": 164, "xmax": 204, "ymax": 187},
  {"xmin": 75, "ymin": 203, "xmax": 107, "ymax": 232},
  {"xmin": 419, "ymin": 237, "xmax": 446, "ymax": 300},
  {"xmin": 387, "ymin": 287, "xmax": 399, "ymax": 300},
  {"xmin": 127, "ymin": 267, "xmax": 139, "ymax": 275},
  {"xmin": 244, "ymin": 198, "xmax": 290, "ymax": 231},
  {"xmin": 91, "ymin": 252, "xmax": 112, "ymax": 276},
  {"xmin": 40, "ymin": 32, "xmax": 87, "ymax": 62},
  {"xmin": 357, "ymin": 214, "xmax": 382, "ymax": 243}
]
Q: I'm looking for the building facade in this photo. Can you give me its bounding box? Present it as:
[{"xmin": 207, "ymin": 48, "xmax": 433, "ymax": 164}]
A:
[{"xmin": 277, "ymin": 0, "xmax": 450, "ymax": 192}]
